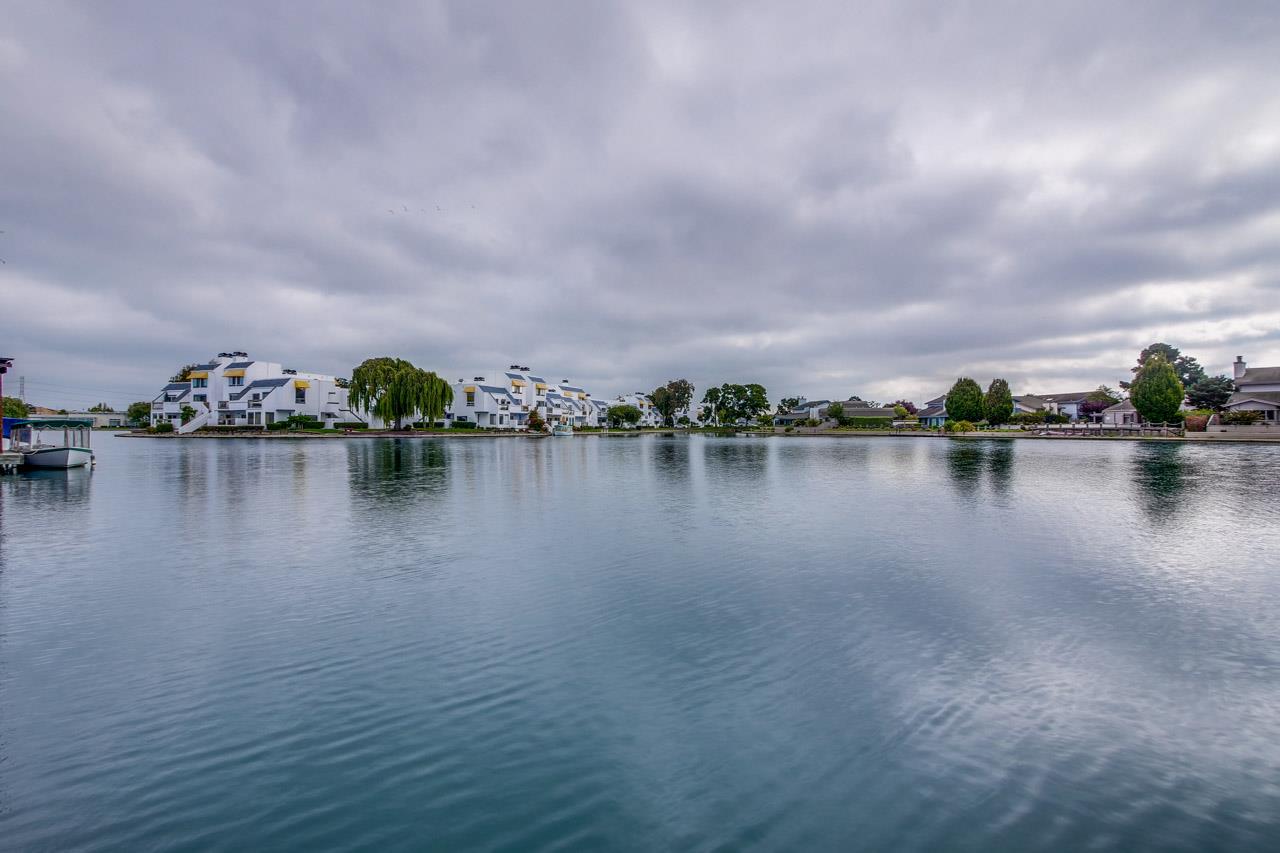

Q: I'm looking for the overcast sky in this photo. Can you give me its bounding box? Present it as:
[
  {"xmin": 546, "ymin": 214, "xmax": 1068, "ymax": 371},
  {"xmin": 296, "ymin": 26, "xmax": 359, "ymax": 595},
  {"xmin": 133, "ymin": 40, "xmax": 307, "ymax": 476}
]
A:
[{"xmin": 2, "ymin": 1, "xmax": 1279, "ymax": 410}]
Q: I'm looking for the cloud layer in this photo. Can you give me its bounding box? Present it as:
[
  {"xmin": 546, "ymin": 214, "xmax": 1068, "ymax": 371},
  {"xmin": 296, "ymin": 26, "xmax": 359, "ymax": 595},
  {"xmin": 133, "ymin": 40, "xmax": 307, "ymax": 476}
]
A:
[{"xmin": 3, "ymin": 0, "xmax": 1279, "ymax": 409}]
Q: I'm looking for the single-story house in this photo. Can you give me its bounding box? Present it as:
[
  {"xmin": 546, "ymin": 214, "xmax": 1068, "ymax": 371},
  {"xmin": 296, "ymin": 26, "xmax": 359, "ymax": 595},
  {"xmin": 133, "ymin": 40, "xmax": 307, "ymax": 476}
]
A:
[{"xmin": 1100, "ymin": 399, "xmax": 1139, "ymax": 426}]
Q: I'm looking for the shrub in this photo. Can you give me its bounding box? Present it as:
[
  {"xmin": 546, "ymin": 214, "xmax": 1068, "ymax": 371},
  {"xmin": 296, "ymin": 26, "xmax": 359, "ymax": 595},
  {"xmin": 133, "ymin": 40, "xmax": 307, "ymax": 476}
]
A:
[
  {"xmin": 1223, "ymin": 410, "xmax": 1264, "ymax": 425},
  {"xmin": 334, "ymin": 422, "xmax": 368, "ymax": 429},
  {"xmin": 947, "ymin": 420, "xmax": 977, "ymax": 433},
  {"xmin": 265, "ymin": 420, "xmax": 289, "ymax": 431},
  {"xmin": 1044, "ymin": 413, "xmax": 1070, "ymax": 424},
  {"xmin": 451, "ymin": 420, "xmax": 477, "ymax": 429},
  {"xmin": 1010, "ymin": 412, "xmax": 1046, "ymax": 425},
  {"xmin": 1183, "ymin": 414, "xmax": 1209, "ymax": 432},
  {"xmin": 803, "ymin": 418, "xmax": 822, "ymax": 428},
  {"xmin": 784, "ymin": 426, "xmax": 794, "ymax": 433},
  {"xmin": 842, "ymin": 417, "xmax": 894, "ymax": 430},
  {"xmin": 153, "ymin": 421, "xmax": 175, "ymax": 433}
]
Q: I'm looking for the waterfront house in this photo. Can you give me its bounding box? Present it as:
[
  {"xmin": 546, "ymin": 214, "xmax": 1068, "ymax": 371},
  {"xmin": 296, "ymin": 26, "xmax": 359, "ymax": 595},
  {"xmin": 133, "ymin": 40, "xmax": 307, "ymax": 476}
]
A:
[
  {"xmin": 1013, "ymin": 395, "xmax": 1048, "ymax": 414},
  {"xmin": 1223, "ymin": 356, "xmax": 1280, "ymax": 423},
  {"xmin": 1034, "ymin": 392, "xmax": 1094, "ymax": 421},
  {"xmin": 1100, "ymin": 399, "xmax": 1139, "ymax": 426},
  {"xmin": 445, "ymin": 366, "xmax": 600, "ymax": 430},
  {"xmin": 917, "ymin": 395, "xmax": 948, "ymax": 427},
  {"xmin": 150, "ymin": 352, "xmax": 353, "ymax": 430}
]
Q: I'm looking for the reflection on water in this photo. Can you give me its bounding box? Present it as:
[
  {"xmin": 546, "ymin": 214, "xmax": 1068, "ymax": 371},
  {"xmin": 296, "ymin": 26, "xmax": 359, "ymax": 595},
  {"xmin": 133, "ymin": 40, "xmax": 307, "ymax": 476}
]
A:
[
  {"xmin": 3, "ymin": 435, "xmax": 1280, "ymax": 852},
  {"xmin": 1131, "ymin": 442, "xmax": 1197, "ymax": 521},
  {"xmin": 946, "ymin": 440, "xmax": 1014, "ymax": 497}
]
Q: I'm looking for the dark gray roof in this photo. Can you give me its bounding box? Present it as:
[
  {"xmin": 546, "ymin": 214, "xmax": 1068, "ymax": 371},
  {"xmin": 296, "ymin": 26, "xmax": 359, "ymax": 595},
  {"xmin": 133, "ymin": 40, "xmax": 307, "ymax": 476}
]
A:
[
  {"xmin": 1102, "ymin": 399, "xmax": 1135, "ymax": 412},
  {"xmin": 226, "ymin": 361, "xmax": 254, "ymax": 369},
  {"xmin": 1238, "ymin": 366, "xmax": 1280, "ymax": 386},
  {"xmin": 478, "ymin": 385, "xmax": 517, "ymax": 402},
  {"xmin": 230, "ymin": 377, "xmax": 291, "ymax": 400},
  {"xmin": 925, "ymin": 395, "xmax": 946, "ymax": 407},
  {"xmin": 504, "ymin": 372, "xmax": 526, "ymax": 380},
  {"xmin": 1226, "ymin": 391, "xmax": 1280, "ymax": 407},
  {"xmin": 918, "ymin": 405, "xmax": 947, "ymax": 418},
  {"xmin": 192, "ymin": 363, "xmax": 219, "ymax": 371},
  {"xmin": 1037, "ymin": 392, "xmax": 1094, "ymax": 403},
  {"xmin": 162, "ymin": 382, "xmax": 190, "ymax": 392},
  {"xmin": 527, "ymin": 376, "xmax": 546, "ymax": 383},
  {"xmin": 560, "ymin": 385, "xmax": 585, "ymax": 393}
]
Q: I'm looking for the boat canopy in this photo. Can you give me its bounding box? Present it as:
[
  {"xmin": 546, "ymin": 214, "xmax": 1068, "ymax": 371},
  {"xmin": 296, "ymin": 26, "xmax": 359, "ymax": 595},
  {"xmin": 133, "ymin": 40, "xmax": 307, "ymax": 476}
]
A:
[{"xmin": 9, "ymin": 418, "xmax": 95, "ymax": 428}]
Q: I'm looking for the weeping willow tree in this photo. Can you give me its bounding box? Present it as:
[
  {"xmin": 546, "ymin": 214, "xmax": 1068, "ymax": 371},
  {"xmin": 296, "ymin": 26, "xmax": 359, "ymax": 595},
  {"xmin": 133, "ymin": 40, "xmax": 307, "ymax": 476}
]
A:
[{"xmin": 349, "ymin": 357, "xmax": 452, "ymax": 429}]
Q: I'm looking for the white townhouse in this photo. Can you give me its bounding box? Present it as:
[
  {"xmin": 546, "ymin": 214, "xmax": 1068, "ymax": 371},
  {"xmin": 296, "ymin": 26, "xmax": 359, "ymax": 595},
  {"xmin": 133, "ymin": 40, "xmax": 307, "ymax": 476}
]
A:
[
  {"xmin": 610, "ymin": 392, "xmax": 663, "ymax": 427},
  {"xmin": 151, "ymin": 352, "xmax": 354, "ymax": 431},
  {"xmin": 446, "ymin": 365, "xmax": 600, "ymax": 430}
]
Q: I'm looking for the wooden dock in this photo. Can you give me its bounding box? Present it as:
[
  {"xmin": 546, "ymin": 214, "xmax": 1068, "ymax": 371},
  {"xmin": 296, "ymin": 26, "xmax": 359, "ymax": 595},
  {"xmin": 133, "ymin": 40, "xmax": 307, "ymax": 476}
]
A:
[{"xmin": 0, "ymin": 451, "xmax": 22, "ymax": 474}]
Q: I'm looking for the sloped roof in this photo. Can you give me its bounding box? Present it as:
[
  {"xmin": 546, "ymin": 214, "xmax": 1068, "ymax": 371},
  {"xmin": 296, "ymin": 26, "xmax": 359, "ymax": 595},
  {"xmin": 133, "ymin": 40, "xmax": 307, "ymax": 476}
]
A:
[
  {"xmin": 1037, "ymin": 392, "xmax": 1094, "ymax": 403},
  {"xmin": 1102, "ymin": 399, "xmax": 1136, "ymax": 412},
  {"xmin": 230, "ymin": 377, "xmax": 291, "ymax": 400},
  {"xmin": 1238, "ymin": 366, "xmax": 1280, "ymax": 386},
  {"xmin": 1226, "ymin": 391, "xmax": 1280, "ymax": 407},
  {"xmin": 226, "ymin": 361, "xmax": 255, "ymax": 369},
  {"xmin": 917, "ymin": 405, "xmax": 946, "ymax": 418}
]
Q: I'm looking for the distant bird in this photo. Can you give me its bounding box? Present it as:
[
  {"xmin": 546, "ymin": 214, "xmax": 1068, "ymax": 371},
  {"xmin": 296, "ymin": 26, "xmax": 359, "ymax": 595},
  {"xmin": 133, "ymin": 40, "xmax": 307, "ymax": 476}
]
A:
[{"xmin": 402, "ymin": 205, "xmax": 408, "ymax": 212}]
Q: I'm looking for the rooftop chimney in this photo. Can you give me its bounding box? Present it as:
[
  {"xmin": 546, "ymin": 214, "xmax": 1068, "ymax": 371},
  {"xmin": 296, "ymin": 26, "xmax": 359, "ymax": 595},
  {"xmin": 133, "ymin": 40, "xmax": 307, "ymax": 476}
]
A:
[{"xmin": 1234, "ymin": 356, "xmax": 1247, "ymax": 381}]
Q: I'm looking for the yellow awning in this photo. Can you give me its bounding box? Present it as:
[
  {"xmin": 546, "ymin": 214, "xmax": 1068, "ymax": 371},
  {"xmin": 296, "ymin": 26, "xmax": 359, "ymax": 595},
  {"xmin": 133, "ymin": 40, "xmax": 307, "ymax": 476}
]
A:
[
  {"xmin": 510, "ymin": 379, "xmax": 525, "ymax": 387},
  {"xmin": 535, "ymin": 383, "xmax": 548, "ymax": 390},
  {"xmin": 463, "ymin": 385, "xmax": 477, "ymax": 393},
  {"xmin": 577, "ymin": 392, "xmax": 586, "ymax": 400},
  {"xmin": 189, "ymin": 371, "xmax": 209, "ymax": 380},
  {"xmin": 293, "ymin": 379, "xmax": 310, "ymax": 389},
  {"xmin": 223, "ymin": 369, "xmax": 245, "ymax": 378}
]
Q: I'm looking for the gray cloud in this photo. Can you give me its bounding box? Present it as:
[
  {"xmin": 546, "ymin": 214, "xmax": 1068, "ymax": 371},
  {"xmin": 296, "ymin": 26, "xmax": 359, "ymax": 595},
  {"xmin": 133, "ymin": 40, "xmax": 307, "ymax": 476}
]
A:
[{"xmin": 2, "ymin": 0, "xmax": 1279, "ymax": 410}]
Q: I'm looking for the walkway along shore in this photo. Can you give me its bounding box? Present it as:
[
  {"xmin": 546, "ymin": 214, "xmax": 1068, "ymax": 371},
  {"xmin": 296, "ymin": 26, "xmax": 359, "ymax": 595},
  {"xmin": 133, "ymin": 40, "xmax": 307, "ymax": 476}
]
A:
[{"xmin": 116, "ymin": 429, "xmax": 1280, "ymax": 443}]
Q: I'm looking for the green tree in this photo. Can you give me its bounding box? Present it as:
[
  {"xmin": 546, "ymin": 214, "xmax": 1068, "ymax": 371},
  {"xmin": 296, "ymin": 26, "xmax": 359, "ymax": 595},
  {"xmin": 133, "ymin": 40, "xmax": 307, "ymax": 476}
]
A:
[
  {"xmin": 170, "ymin": 364, "xmax": 198, "ymax": 383},
  {"xmin": 982, "ymin": 378, "xmax": 1014, "ymax": 425},
  {"xmin": 348, "ymin": 357, "xmax": 451, "ymax": 429},
  {"xmin": 1124, "ymin": 343, "xmax": 1205, "ymax": 390},
  {"xmin": 718, "ymin": 383, "xmax": 769, "ymax": 423},
  {"xmin": 651, "ymin": 379, "xmax": 694, "ymax": 426},
  {"xmin": 779, "ymin": 396, "xmax": 801, "ymax": 414},
  {"xmin": 1130, "ymin": 355, "xmax": 1184, "ymax": 423},
  {"xmin": 526, "ymin": 407, "xmax": 546, "ymax": 432},
  {"xmin": 945, "ymin": 378, "xmax": 984, "ymax": 423},
  {"xmin": 1186, "ymin": 375, "xmax": 1234, "ymax": 411},
  {"xmin": 3, "ymin": 396, "xmax": 29, "ymax": 418},
  {"xmin": 88, "ymin": 402, "xmax": 114, "ymax": 412},
  {"xmin": 607, "ymin": 404, "xmax": 642, "ymax": 427},
  {"xmin": 701, "ymin": 387, "xmax": 723, "ymax": 426},
  {"xmin": 893, "ymin": 404, "xmax": 910, "ymax": 419},
  {"xmin": 126, "ymin": 401, "xmax": 151, "ymax": 424},
  {"xmin": 180, "ymin": 404, "xmax": 196, "ymax": 424},
  {"xmin": 826, "ymin": 402, "xmax": 845, "ymax": 424}
]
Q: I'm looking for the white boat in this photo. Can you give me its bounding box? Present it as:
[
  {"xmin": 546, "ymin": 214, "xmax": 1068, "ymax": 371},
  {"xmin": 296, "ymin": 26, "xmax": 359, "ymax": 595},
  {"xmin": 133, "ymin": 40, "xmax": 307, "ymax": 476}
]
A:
[
  {"xmin": 7, "ymin": 418, "xmax": 95, "ymax": 468},
  {"xmin": 552, "ymin": 423, "xmax": 574, "ymax": 436}
]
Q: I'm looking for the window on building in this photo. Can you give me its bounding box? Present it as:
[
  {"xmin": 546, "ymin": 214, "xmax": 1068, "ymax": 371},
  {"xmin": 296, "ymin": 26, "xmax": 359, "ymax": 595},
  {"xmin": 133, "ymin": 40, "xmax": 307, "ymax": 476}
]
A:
[
  {"xmin": 228, "ymin": 376, "xmax": 244, "ymax": 387},
  {"xmin": 466, "ymin": 391, "xmax": 475, "ymax": 406},
  {"xmin": 295, "ymin": 388, "xmax": 306, "ymax": 405},
  {"xmin": 192, "ymin": 377, "xmax": 207, "ymax": 388},
  {"xmin": 194, "ymin": 394, "xmax": 207, "ymax": 403}
]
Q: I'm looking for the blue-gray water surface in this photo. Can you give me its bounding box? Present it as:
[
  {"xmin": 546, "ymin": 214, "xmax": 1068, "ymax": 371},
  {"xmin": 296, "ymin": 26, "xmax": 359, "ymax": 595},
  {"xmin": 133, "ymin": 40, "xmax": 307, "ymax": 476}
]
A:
[{"xmin": 2, "ymin": 434, "xmax": 1280, "ymax": 852}]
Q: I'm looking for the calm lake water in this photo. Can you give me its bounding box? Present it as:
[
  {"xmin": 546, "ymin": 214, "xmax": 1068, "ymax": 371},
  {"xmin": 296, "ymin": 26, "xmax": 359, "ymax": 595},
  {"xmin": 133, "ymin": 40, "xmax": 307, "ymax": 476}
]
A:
[{"xmin": 2, "ymin": 434, "xmax": 1279, "ymax": 851}]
